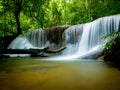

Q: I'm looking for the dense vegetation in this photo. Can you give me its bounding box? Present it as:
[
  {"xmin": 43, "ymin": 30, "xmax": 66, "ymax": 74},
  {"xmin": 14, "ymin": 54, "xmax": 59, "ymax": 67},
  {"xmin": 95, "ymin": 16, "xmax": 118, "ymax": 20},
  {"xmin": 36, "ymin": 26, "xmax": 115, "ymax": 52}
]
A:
[
  {"xmin": 0, "ymin": 0, "xmax": 120, "ymax": 36},
  {"xmin": 103, "ymin": 31, "xmax": 120, "ymax": 68},
  {"xmin": 0, "ymin": 0, "xmax": 120, "ymax": 64}
]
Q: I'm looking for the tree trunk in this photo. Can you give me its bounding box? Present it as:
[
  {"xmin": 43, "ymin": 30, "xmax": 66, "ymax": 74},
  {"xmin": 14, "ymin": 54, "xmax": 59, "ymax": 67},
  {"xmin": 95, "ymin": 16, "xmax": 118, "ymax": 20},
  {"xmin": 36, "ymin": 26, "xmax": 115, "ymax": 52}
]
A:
[
  {"xmin": 15, "ymin": 14, "xmax": 22, "ymax": 35},
  {"xmin": 14, "ymin": 0, "xmax": 22, "ymax": 35}
]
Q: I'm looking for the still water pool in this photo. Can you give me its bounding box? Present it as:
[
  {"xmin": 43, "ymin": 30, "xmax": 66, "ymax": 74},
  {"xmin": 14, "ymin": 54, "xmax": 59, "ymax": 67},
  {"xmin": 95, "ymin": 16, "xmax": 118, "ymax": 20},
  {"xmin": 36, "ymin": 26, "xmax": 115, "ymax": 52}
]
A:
[{"xmin": 0, "ymin": 57, "xmax": 120, "ymax": 90}]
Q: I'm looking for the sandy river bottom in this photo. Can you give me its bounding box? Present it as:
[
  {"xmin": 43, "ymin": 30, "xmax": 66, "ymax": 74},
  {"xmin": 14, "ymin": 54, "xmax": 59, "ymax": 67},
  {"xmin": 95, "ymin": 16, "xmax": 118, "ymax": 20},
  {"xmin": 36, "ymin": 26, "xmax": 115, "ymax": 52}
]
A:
[{"xmin": 0, "ymin": 57, "xmax": 120, "ymax": 90}]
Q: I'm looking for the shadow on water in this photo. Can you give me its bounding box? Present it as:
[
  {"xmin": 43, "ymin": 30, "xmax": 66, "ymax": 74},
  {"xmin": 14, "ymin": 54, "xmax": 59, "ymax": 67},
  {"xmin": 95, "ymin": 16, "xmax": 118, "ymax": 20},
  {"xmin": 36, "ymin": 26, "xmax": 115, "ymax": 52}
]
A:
[{"xmin": 0, "ymin": 57, "xmax": 61, "ymax": 73}]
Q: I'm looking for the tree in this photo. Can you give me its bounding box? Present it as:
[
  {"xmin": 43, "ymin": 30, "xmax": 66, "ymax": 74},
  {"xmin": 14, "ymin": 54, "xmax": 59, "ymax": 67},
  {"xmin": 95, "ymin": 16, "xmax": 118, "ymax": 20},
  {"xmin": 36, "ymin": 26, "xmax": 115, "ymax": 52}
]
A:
[
  {"xmin": 14, "ymin": 0, "xmax": 22, "ymax": 35},
  {"xmin": 0, "ymin": 0, "xmax": 120, "ymax": 36},
  {"xmin": 1, "ymin": 0, "xmax": 23, "ymax": 35}
]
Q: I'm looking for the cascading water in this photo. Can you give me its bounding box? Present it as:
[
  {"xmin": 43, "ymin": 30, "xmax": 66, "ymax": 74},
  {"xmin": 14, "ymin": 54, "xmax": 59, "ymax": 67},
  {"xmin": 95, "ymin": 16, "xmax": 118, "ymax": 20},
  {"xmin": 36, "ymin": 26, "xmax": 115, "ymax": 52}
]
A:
[
  {"xmin": 61, "ymin": 24, "xmax": 83, "ymax": 55},
  {"xmin": 60, "ymin": 15, "xmax": 120, "ymax": 59},
  {"xmin": 8, "ymin": 29, "xmax": 50, "ymax": 49},
  {"xmin": 8, "ymin": 15, "xmax": 120, "ymax": 60},
  {"xmin": 25, "ymin": 29, "xmax": 50, "ymax": 49}
]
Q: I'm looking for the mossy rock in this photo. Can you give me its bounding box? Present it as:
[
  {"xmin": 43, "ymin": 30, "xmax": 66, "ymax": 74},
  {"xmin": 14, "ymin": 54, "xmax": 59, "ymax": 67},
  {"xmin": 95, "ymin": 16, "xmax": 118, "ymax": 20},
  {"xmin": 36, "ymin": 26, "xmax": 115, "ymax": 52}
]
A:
[{"xmin": 104, "ymin": 36, "xmax": 120, "ymax": 68}]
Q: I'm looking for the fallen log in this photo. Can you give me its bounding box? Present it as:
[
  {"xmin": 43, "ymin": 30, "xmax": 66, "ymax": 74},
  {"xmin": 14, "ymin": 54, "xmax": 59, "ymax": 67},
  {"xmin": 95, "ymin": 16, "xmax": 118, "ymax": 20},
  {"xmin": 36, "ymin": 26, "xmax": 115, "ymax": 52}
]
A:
[
  {"xmin": 0, "ymin": 46, "xmax": 66, "ymax": 54},
  {"xmin": 45, "ymin": 46, "xmax": 66, "ymax": 53},
  {"xmin": 0, "ymin": 49, "xmax": 39, "ymax": 54},
  {"xmin": 31, "ymin": 46, "xmax": 66, "ymax": 57}
]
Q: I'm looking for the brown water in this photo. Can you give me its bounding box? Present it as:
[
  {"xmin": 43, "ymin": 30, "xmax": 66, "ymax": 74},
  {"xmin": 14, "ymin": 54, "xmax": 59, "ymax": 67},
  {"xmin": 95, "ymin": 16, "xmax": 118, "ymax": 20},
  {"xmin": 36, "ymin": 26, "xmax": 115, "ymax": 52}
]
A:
[{"xmin": 0, "ymin": 57, "xmax": 120, "ymax": 90}]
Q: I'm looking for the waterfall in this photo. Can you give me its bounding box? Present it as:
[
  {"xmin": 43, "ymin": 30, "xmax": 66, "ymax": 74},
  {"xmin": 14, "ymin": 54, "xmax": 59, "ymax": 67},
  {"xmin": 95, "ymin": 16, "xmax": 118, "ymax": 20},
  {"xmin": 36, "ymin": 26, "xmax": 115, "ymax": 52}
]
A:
[
  {"xmin": 8, "ymin": 35, "xmax": 33, "ymax": 49},
  {"xmin": 8, "ymin": 15, "xmax": 120, "ymax": 59},
  {"xmin": 62, "ymin": 15, "xmax": 120, "ymax": 58},
  {"xmin": 25, "ymin": 29, "xmax": 50, "ymax": 49},
  {"xmin": 61, "ymin": 24, "xmax": 83, "ymax": 55},
  {"xmin": 8, "ymin": 28, "xmax": 65, "ymax": 50}
]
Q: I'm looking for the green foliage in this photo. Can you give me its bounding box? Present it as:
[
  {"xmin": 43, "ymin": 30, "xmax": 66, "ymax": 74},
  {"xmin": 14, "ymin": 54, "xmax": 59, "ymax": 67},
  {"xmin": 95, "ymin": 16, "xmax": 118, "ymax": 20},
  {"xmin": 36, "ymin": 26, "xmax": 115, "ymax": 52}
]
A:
[
  {"xmin": 103, "ymin": 36, "xmax": 120, "ymax": 68},
  {"xmin": 102, "ymin": 31, "xmax": 120, "ymax": 40},
  {"xmin": 102, "ymin": 28, "xmax": 120, "ymax": 68},
  {"xmin": 0, "ymin": 0, "xmax": 120, "ymax": 36}
]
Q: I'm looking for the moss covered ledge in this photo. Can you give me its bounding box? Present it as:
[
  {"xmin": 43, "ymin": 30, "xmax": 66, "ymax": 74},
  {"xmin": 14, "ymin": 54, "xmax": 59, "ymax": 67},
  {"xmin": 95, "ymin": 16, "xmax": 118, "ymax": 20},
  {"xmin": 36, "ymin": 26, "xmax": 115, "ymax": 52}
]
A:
[{"xmin": 103, "ymin": 36, "xmax": 120, "ymax": 69}]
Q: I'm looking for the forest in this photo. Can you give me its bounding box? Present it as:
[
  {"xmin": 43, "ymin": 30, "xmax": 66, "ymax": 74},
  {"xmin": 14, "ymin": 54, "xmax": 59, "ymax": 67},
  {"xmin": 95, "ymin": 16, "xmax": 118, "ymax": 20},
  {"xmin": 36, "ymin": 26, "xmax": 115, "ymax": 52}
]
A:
[
  {"xmin": 0, "ymin": 0, "xmax": 120, "ymax": 66},
  {"xmin": 1, "ymin": 1, "xmax": 120, "ymax": 90},
  {"xmin": 0, "ymin": 0, "xmax": 120, "ymax": 36}
]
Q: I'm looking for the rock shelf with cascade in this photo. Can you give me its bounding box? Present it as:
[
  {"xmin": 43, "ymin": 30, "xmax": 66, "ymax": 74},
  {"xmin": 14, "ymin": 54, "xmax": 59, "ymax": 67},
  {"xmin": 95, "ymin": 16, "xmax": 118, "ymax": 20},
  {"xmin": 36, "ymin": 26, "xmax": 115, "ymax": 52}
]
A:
[{"xmin": 7, "ymin": 14, "xmax": 120, "ymax": 59}]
